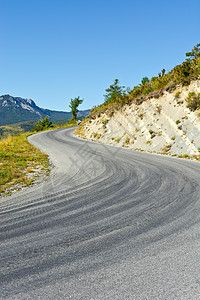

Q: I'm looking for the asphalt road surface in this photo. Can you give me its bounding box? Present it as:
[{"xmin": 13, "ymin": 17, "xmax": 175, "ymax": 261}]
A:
[{"xmin": 0, "ymin": 127, "xmax": 200, "ymax": 299}]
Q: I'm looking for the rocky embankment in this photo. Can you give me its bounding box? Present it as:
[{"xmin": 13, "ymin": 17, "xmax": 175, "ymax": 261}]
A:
[{"xmin": 75, "ymin": 80, "xmax": 200, "ymax": 159}]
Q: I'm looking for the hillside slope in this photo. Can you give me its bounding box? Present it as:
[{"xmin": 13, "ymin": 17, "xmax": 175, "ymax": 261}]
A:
[
  {"xmin": 0, "ymin": 95, "xmax": 90, "ymax": 126},
  {"xmin": 75, "ymin": 80, "xmax": 200, "ymax": 158}
]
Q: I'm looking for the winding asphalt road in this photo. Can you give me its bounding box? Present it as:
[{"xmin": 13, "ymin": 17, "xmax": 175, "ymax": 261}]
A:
[{"xmin": 0, "ymin": 127, "xmax": 200, "ymax": 299}]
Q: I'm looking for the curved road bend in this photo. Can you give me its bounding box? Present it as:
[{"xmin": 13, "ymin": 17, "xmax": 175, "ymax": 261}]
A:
[{"xmin": 0, "ymin": 127, "xmax": 200, "ymax": 299}]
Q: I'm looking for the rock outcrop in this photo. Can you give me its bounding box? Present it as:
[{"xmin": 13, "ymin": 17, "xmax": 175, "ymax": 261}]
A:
[{"xmin": 76, "ymin": 80, "xmax": 200, "ymax": 158}]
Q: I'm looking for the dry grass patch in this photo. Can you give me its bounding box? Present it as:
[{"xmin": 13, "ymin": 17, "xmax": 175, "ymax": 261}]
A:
[
  {"xmin": 161, "ymin": 144, "xmax": 172, "ymax": 154},
  {"xmin": 0, "ymin": 133, "xmax": 49, "ymax": 196}
]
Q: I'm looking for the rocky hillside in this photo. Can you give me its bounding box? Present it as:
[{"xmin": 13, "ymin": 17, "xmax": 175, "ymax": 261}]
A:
[
  {"xmin": 0, "ymin": 95, "xmax": 90, "ymax": 126},
  {"xmin": 75, "ymin": 80, "xmax": 200, "ymax": 159}
]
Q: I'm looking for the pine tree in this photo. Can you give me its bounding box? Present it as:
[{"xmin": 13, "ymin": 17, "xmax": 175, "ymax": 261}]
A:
[{"xmin": 104, "ymin": 79, "xmax": 125, "ymax": 105}]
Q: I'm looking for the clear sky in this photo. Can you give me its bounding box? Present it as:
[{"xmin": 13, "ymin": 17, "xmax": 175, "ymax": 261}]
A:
[{"xmin": 1, "ymin": 0, "xmax": 200, "ymax": 111}]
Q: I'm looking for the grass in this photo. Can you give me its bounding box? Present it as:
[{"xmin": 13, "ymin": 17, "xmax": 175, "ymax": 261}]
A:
[
  {"xmin": 125, "ymin": 137, "xmax": 130, "ymax": 144},
  {"xmin": 102, "ymin": 119, "xmax": 109, "ymax": 125},
  {"xmin": 175, "ymin": 91, "xmax": 181, "ymax": 98},
  {"xmin": 0, "ymin": 133, "xmax": 49, "ymax": 196},
  {"xmin": 102, "ymin": 119, "xmax": 109, "ymax": 129},
  {"xmin": 0, "ymin": 122, "xmax": 78, "ymax": 196},
  {"xmin": 138, "ymin": 113, "xmax": 144, "ymax": 120},
  {"xmin": 161, "ymin": 144, "xmax": 172, "ymax": 154},
  {"xmin": 0, "ymin": 120, "xmax": 38, "ymax": 139},
  {"xmin": 0, "ymin": 120, "xmax": 77, "ymax": 139},
  {"xmin": 93, "ymin": 132, "xmax": 101, "ymax": 139},
  {"xmin": 149, "ymin": 129, "xmax": 156, "ymax": 138},
  {"xmin": 115, "ymin": 137, "xmax": 121, "ymax": 143}
]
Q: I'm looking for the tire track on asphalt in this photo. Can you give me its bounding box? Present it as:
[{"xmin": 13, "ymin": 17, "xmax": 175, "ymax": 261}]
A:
[{"xmin": 0, "ymin": 127, "xmax": 200, "ymax": 299}]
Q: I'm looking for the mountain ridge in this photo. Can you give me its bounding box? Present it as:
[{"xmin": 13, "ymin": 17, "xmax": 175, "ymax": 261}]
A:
[{"xmin": 0, "ymin": 94, "xmax": 90, "ymax": 126}]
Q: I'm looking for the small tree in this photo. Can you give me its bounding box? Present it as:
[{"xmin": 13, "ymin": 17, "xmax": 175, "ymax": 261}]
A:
[
  {"xmin": 161, "ymin": 69, "xmax": 166, "ymax": 76},
  {"xmin": 186, "ymin": 92, "xmax": 200, "ymax": 111},
  {"xmin": 141, "ymin": 77, "xmax": 149, "ymax": 85},
  {"xmin": 186, "ymin": 43, "xmax": 200, "ymax": 60},
  {"xmin": 69, "ymin": 96, "xmax": 83, "ymax": 121},
  {"xmin": 104, "ymin": 79, "xmax": 125, "ymax": 105},
  {"xmin": 32, "ymin": 116, "xmax": 52, "ymax": 132},
  {"xmin": 186, "ymin": 43, "xmax": 200, "ymax": 77}
]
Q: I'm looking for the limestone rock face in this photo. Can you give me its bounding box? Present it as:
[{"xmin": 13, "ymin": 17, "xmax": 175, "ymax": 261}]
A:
[{"xmin": 76, "ymin": 80, "xmax": 200, "ymax": 158}]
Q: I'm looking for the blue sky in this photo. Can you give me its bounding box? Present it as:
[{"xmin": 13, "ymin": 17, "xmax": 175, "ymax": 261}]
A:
[{"xmin": 1, "ymin": 0, "xmax": 200, "ymax": 111}]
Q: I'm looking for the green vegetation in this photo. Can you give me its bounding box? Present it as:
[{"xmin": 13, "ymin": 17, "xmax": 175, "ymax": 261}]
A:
[
  {"xmin": 102, "ymin": 119, "xmax": 109, "ymax": 128},
  {"xmin": 0, "ymin": 118, "xmax": 81, "ymax": 139},
  {"xmin": 185, "ymin": 91, "xmax": 200, "ymax": 111},
  {"xmin": 69, "ymin": 96, "xmax": 83, "ymax": 121},
  {"xmin": 84, "ymin": 44, "xmax": 200, "ymax": 120},
  {"xmin": 0, "ymin": 120, "xmax": 38, "ymax": 139},
  {"xmin": 102, "ymin": 119, "xmax": 109, "ymax": 125},
  {"xmin": 125, "ymin": 136, "xmax": 130, "ymax": 144},
  {"xmin": 104, "ymin": 79, "xmax": 126, "ymax": 105},
  {"xmin": 32, "ymin": 116, "xmax": 53, "ymax": 132},
  {"xmin": 0, "ymin": 133, "xmax": 49, "ymax": 196},
  {"xmin": 138, "ymin": 113, "xmax": 144, "ymax": 120},
  {"xmin": 175, "ymin": 91, "xmax": 181, "ymax": 98},
  {"xmin": 0, "ymin": 95, "xmax": 74, "ymax": 126},
  {"xmin": 32, "ymin": 117, "xmax": 79, "ymax": 133},
  {"xmin": 0, "ymin": 117, "xmax": 83, "ymax": 196},
  {"xmin": 162, "ymin": 144, "xmax": 172, "ymax": 153},
  {"xmin": 93, "ymin": 132, "xmax": 101, "ymax": 139},
  {"xmin": 149, "ymin": 130, "xmax": 156, "ymax": 138},
  {"xmin": 141, "ymin": 77, "xmax": 149, "ymax": 85},
  {"xmin": 115, "ymin": 137, "xmax": 121, "ymax": 143}
]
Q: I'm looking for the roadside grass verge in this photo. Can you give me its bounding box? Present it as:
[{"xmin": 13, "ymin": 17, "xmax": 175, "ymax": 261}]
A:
[
  {"xmin": 0, "ymin": 133, "xmax": 49, "ymax": 196},
  {"xmin": 0, "ymin": 123, "xmax": 78, "ymax": 197}
]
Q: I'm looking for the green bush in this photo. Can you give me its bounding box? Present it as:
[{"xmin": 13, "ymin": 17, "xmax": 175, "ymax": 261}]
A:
[
  {"xmin": 186, "ymin": 92, "xmax": 200, "ymax": 111},
  {"xmin": 175, "ymin": 91, "xmax": 181, "ymax": 98},
  {"xmin": 32, "ymin": 116, "xmax": 53, "ymax": 132},
  {"xmin": 173, "ymin": 61, "xmax": 192, "ymax": 85},
  {"xmin": 102, "ymin": 119, "xmax": 109, "ymax": 125}
]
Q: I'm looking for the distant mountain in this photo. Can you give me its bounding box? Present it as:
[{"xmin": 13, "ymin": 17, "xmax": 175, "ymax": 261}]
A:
[{"xmin": 0, "ymin": 95, "xmax": 90, "ymax": 126}]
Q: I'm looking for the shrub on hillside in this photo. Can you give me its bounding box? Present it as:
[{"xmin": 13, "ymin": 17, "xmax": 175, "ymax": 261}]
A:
[
  {"xmin": 185, "ymin": 92, "xmax": 200, "ymax": 111},
  {"xmin": 173, "ymin": 60, "xmax": 192, "ymax": 85}
]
